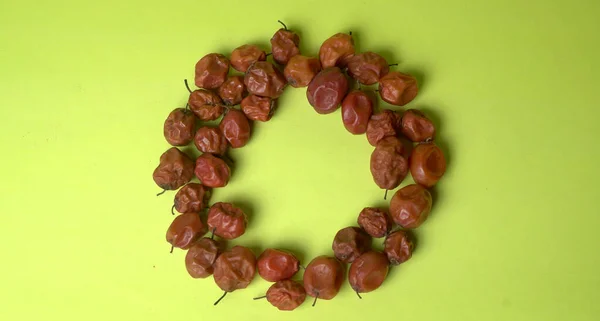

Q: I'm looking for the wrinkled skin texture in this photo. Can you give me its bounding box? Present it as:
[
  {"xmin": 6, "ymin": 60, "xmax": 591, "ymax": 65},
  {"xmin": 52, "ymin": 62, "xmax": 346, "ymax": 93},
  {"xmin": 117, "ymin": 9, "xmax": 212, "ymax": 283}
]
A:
[
  {"xmin": 244, "ymin": 61, "xmax": 287, "ymax": 99},
  {"xmin": 410, "ymin": 142, "xmax": 447, "ymax": 187},
  {"xmin": 194, "ymin": 126, "xmax": 228, "ymax": 156},
  {"xmin": 194, "ymin": 153, "xmax": 230, "ymax": 188},
  {"xmin": 219, "ymin": 109, "xmax": 251, "ymax": 148},
  {"xmin": 185, "ymin": 237, "xmax": 221, "ymax": 278},
  {"xmin": 332, "ymin": 227, "xmax": 371, "ymax": 263},
  {"xmin": 357, "ymin": 207, "xmax": 392, "ymax": 238},
  {"xmin": 241, "ymin": 95, "xmax": 275, "ymax": 122},
  {"xmin": 257, "ymin": 249, "xmax": 300, "ymax": 282},
  {"xmin": 401, "ymin": 109, "xmax": 436, "ymax": 142},
  {"xmin": 270, "ymin": 28, "xmax": 300, "ymax": 65},
  {"xmin": 188, "ymin": 89, "xmax": 225, "ymax": 121},
  {"xmin": 218, "ymin": 76, "xmax": 246, "ymax": 106},
  {"xmin": 266, "ymin": 279, "xmax": 306, "ymax": 311},
  {"xmin": 384, "ymin": 230, "xmax": 414, "ymax": 265},
  {"xmin": 284, "ymin": 55, "xmax": 321, "ymax": 88},
  {"xmin": 389, "ymin": 184, "xmax": 432, "ymax": 228},
  {"xmin": 370, "ymin": 136, "xmax": 409, "ymax": 190},
  {"xmin": 348, "ymin": 251, "xmax": 389, "ymax": 294},
  {"xmin": 378, "ymin": 71, "xmax": 418, "ymax": 106},
  {"xmin": 303, "ymin": 256, "xmax": 344, "ymax": 300},
  {"xmin": 319, "ymin": 33, "xmax": 355, "ymax": 68},
  {"xmin": 213, "ymin": 246, "xmax": 256, "ymax": 292},
  {"xmin": 207, "ymin": 202, "xmax": 247, "ymax": 240},
  {"xmin": 341, "ymin": 90, "xmax": 374, "ymax": 134},
  {"xmin": 174, "ymin": 183, "xmax": 211, "ymax": 214},
  {"xmin": 366, "ymin": 110, "xmax": 402, "ymax": 146},
  {"xmin": 347, "ymin": 52, "xmax": 389, "ymax": 85},
  {"xmin": 230, "ymin": 44, "xmax": 267, "ymax": 72},
  {"xmin": 166, "ymin": 213, "xmax": 207, "ymax": 250},
  {"xmin": 195, "ymin": 53, "xmax": 230, "ymax": 89},
  {"xmin": 307, "ymin": 67, "xmax": 349, "ymax": 114},
  {"xmin": 163, "ymin": 108, "xmax": 196, "ymax": 146},
  {"xmin": 153, "ymin": 148, "xmax": 195, "ymax": 191}
]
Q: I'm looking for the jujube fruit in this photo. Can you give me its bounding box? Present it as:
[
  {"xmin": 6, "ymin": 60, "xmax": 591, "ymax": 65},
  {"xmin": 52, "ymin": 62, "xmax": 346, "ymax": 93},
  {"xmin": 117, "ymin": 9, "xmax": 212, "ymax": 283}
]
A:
[
  {"xmin": 303, "ymin": 255, "xmax": 344, "ymax": 304},
  {"xmin": 341, "ymin": 90, "xmax": 374, "ymax": 134},
  {"xmin": 244, "ymin": 61, "xmax": 287, "ymax": 99},
  {"xmin": 185, "ymin": 237, "xmax": 221, "ymax": 278},
  {"xmin": 194, "ymin": 153, "xmax": 231, "ymax": 188},
  {"xmin": 194, "ymin": 126, "xmax": 228, "ymax": 156},
  {"xmin": 348, "ymin": 251, "xmax": 389, "ymax": 297},
  {"xmin": 284, "ymin": 55, "xmax": 322, "ymax": 88},
  {"xmin": 401, "ymin": 109, "xmax": 435, "ymax": 142},
  {"xmin": 207, "ymin": 202, "xmax": 247, "ymax": 240},
  {"xmin": 332, "ymin": 226, "xmax": 371, "ymax": 263},
  {"xmin": 218, "ymin": 75, "xmax": 246, "ymax": 106},
  {"xmin": 319, "ymin": 32, "xmax": 355, "ymax": 68},
  {"xmin": 378, "ymin": 71, "xmax": 418, "ymax": 106},
  {"xmin": 257, "ymin": 248, "xmax": 300, "ymax": 282},
  {"xmin": 410, "ymin": 142, "xmax": 447, "ymax": 187},
  {"xmin": 241, "ymin": 95, "xmax": 275, "ymax": 122},
  {"xmin": 188, "ymin": 88, "xmax": 225, "ymax": 121},
  {"xmin": 389, "ymin": 184, "xmax": 432, "ymax": 229},
  {"xmin": 174, "ymin": 183, "xmax": 211, "ymax": 214},
  {"xmin": 166, "ymin": 213, "xmax": 207, "ymax": 252},
  {"xmin": 306, "ymin": 67, "xmax": 349, "ymax": 114},
  {"xmin": 270, "ymin": 21, "xmax": 300, "ymax": 65},
  {"xmin": 370, "ymin": 136, "xmax": 409, "ymax": 192},
  {"xmin": 366, "ymin": 109, "xmax": 401, "ymax": 146},
  {"xmin": 195, "ymin": 53, "xmax": 230, "ymax": 89},
  {"xmin": 259, "ymin": 279, "xmax": 307, "ymax": 311},
  {"xmin": 219, "ymin": 109, "xmax": 251, "ymax": 148},
  {"xmin": 163, "ymin": 107, "xmax": 196, "ymax": 146},
  {"xmin": 153, "ymin": 147, "xmax": 195, "ymax": 192},
  {"xmin": 213, "ymin": 245, "xmax": 256, "ymax": 304},
  {"xmin": 384, "ymin": 230, "xmax": 414, "ymax": 265},
  {"xmin": 230, "ymin": 44, "xmax": 267, "ymax": 73},
  {"xmin": 347, "ymin": 52, "xmax": 389, "ymax": 85},
  {"xmin": 357, "ymin": 207, "xmax": 392, "ymax": 238}
]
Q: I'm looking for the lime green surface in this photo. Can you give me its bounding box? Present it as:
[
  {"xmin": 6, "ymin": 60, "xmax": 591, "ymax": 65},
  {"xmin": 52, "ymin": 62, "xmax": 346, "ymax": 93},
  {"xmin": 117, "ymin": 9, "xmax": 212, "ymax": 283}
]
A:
[{"xmin": 1, "ymin": 0, "xmax": 600, "ymax": 320}]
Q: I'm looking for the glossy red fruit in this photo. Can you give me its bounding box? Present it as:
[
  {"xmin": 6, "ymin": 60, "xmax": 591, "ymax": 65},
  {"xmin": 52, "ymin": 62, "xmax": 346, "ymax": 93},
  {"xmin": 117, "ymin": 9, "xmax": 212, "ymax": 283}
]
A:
[
  {"xmin": 389, "ymin": 184, "xmax": 432, "ymax": 229},
  {"xmin": 166, "ymin": 213, "xmax": 207, "ymax": 251},
  {"xmin": 410, "ymin": 142, "xmax": 447, "ymax": 187},
  {"xmin": 303, "ymin": 256, "xmax": 344, "ymax": 302},
  {"xmin": 219, "ymin": 109, "xmax": 251, "ymax": 148},
  {"xmin": 348, "ymin": 251, "xmax": 389, "ymax": 296},
  {"xmin": 257, "ymin": 249, "xmax": 300, "ymax": 282},
  {"xmin": 306, "ymin": 67, "xmax": 349, "ymax": 114},
  {"xmin": 341, "ymin": 90, "xmax": 374, "ymax": 134}
]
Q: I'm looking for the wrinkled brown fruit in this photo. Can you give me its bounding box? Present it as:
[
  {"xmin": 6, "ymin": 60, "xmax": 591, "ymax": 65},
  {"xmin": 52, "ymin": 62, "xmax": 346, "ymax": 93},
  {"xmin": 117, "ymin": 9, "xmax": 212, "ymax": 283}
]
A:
[
  {"xmin": 213, "ymin": 245, "xmax": 256, "ymax": 292},
  {"xmin": 378, "ymin": 71, "xmax": 418, "ymax": 106},
  {"xmin": 319, "ymin": 33, "xmax": 355, "ymax": 68},
  {"xmin": 306, "ymin": 67, "xmax": 349, "ymax": 114},
  {"xmin": 194, "ymin": 126, "xmax": 228, "ymax": 156},
  {"xmin": 284, "ymin": 55, "xmax": 322, "ymax": 88},
  {"xmin": 194, "ymin": 153, "xmax": 230, "ymax": 188},
  {"xmin": 370, "ymin": 136, "xmax": 409, "ymax": 190},
  {"xmin": 384, "ymin": 230, "xmax": 414, "ymax": 265},
  {"xmin": 270, "ymin": 25, "xmax": 300, "ymax": 65},
  {"xmin": 401, "ymin": 109, "xmax": 436, "ymax": 142},
  {"xmin": 153, "ymin": 147, "xmax": 195, "ymax": 191},
  {"xmin": 218, "ymin": 75, "xmax": 246, "ymax": 106},
  {"xmin": 163, "ymin": 108, "xmax": 196, "ymax": 146},
  {"xmin": 241, "ymin": 95, "xmax": 275, "ymax": 122},
  {"xmin": 366, "ymin": 109, "xmax": 402, "ymax": 146},
  {"xmin": 166, "ymin": 213, "xmax": 207, "ymax": 250},
  {"xmin": 303, "ymin": 256, "xmax": 344, "ymax": 301},
  {"xmin": 207, "ymin": 202, "xmax": 247, "ymax": 240},
  {"xmin": 265, "ymin": 279, "xmax": 306, "ymax": 311},
  {"xmin": 185, "ymin": 237, "xmax": 221, "ymax": 278},
  {"xmin": 410, "ymin": 142, "xmax": 447, "ymax": 187},
  {"xmin": 332, "ymin": 227, "xmax": 371, "ymax": 263},
  {"xmin": 348, "ymin": 251, "xmax": 389, "ymax": 295},
  {"xmin": 389, "ymin": 184, "xmax": 432, "ymax": 228},
  {"xmin": 195, "ymin": 53, "xmax": 230, "ymax": 89},
  {"xmin": 244, "ymin": 61, "xmax": 287, "ymax": 99},
  {"xmin": 257, "ymin": 249, "xmax": 300, "ymax": 282},
  {"xmin": 357, "ymin": 207, "xmax": 392, "ymax": 238},
  {"xmin": 341, "ymin": 90, "xmax": 374, "ymax": 135},
  {"xmin": 174, "ymin": 183, "xmax": 211, "ymax": 214},
  {"xmin": 188, "ymin": 89, "xmax": 225, "ymax": 121},
  {"xmin": 219, "ymin": 109, "xmax": 251, "ymax": 148},
  {"xmin": 230, "ymin": 44, "xmax": 267, "ymax": 72},
  {"xmin": 347, "ymin": 52, "xmax": 389, "ymax": 85}
]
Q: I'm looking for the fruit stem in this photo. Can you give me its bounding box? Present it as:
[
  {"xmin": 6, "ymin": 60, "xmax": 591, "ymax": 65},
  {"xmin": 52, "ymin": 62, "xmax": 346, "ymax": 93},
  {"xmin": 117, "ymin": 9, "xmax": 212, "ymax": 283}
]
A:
[
  {"xmin": 388, "ymin": 64, "xmax": 398, "ymax": 67},
  {"xmin": 384, "ymin": 189, "xmax": 388, "ymax": 200},
  {"xmin": 184, "ymin": 79, "xmax": 192, "ymax": 93},
  {"xmin": 277, "ymin": 20, "xmax": 288, "ymax": 30},
  {"xmin": 214, "ymin": 292, "xmax": 228, "ymax": 306},
  {"xmin": 171, "ymin": 204, "xmax": 176, "ymax": 215},
  {"xmin": 349, "ymin": 31, "xmax": 353, "ymax": 36},
  {"xmin": 356, "ymin": 291, "xmax": 362, "ymax": 299},
  {"xmin": 211, "ymin": 227, "xmax": 216, "ymax": 240},
  {"xmin": 312, "ymin": 293, "xmax": 318, "ymax": 307},
  {"xmin": 156, "ymin": 189, "xmax": 166, "ymax": 196},
  {"xmin": 169, "ymin": 245, "xmax": 174, "ymax": 254},
  {"xmin": 253, "ymin": 295, "xmax": 267, "ymax": 300}
]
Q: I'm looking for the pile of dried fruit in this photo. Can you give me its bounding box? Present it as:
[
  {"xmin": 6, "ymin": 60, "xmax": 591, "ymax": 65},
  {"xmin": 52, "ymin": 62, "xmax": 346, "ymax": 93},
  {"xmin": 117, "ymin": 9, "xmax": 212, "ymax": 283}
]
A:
[{"xmin": 153, "ymin": 21, "xmax": 447, "ymax": 311}]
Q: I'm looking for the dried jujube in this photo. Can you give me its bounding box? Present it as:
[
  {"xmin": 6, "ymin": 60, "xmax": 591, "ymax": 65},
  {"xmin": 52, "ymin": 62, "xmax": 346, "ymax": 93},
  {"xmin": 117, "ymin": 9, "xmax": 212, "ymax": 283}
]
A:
[
  {"xmin": 410, "ymin": 142, "xmax": 447, "ymax": 187},
  {"xmin": 195, "ymin": 53, "xmax": 230, "ymax": 89},
  {"xmin": 153, "ymin": 147, "xmax": 195, "ymax": 192},
  {"xmin": 319, "ymin": 32, "xmax": 355, "ymax": 68},
  {"xmin": 230, "ymin": 44, "xmax": 267, "ymax": 73},
  {"xmin": 370, "ymin": 136, "xmax": 409, "ymax": 192},
  {"xmin": 357, "ymin": 207, "xmax": 392, "ymax": 238},
  {"xmin": 348, "ymin": 251, "xmax": 389, "ymax": 297},
  {"xmin": 188, "ymin": 90, "xmax": 225, "ymax": 121},
  {"xmin": 366, "ymin": 109, "xmax": 401, "ymax": 146},
  {"xmin": 163, "ymin": 107, "xmax": 196, "ymax": 146},
  {"xmin": 174, "ymin": 183, "xmax": 211, "ymax": 214},
  {"xmin": 347, "ymin": 52, "xmax": 389, "ymax": 85},
  {"xmin": 194, "ymin": 126, "xmax": 228, "ymax": 156},
  {"xmin": 257, "ymin": 279, "xmax": 306, "ymax": 311},
  {"xmin": 389, "ymin": 184, "xmax": 432, "ymax": 229},
  {"xmin": 401, "ymin": 109, "xmax": 436, "ymax": 142},
  {"xmin": 257, "ymin": 248, "xmax": 300, "ymax": 282},
  {"xmin": 185, "ymin": 237, "xmax": 221, "ymax": 278},
  {"xmin": 218, "ymin": 75, "xmax": 246, "ymax": 106},
  {"xmin": 332, "ymin": 226, "xmax": 371, "ymax": 263},
  {"xmin": 241, "ymin": 95, "xmax": 275, "ymax": 122},
  {"xmin": 284, "ymin": 55, "xmax": 322, "ymax": 88},
  {"xmin": 270, "ymin": 21, "xmax": 300, "ymax": 65},
  {"xmin": 341, "ymin": 90, "xmax": 374, "ymax": 135},
  {"xmin": 303, "ymin": 256, "xmax": 344, "ymax": 304},
  {"xmin": 219, "ymin": 109, "xmax": 251, "ymax": 148},
  {"xmin": 244, "ymin": 61, "xmax": 287, "ymax": 99},
  {"xmin": 213, "ymin": 245, "xmax": 256, "ymax": 304},
  {"xmin": 384, "ymin": 230, "xmax": 414, "ymax": 265},
  {"xmin": 166, "ymin": 213, "xmax": 207, "ymax": 252},
  {"xmin": 378, "ymin": 71, "xmax": 418, "ymax": 106},
  {"xmin": 307, "ymin": 67, "xmax": 349, "ymax": 114},
  {"xmin": 194, "ymin": 153, "xmax": 230, "ymax": 188},
  {"xmin": 207, "ymin": 202, "xmax": 247, "ymax": 240}
]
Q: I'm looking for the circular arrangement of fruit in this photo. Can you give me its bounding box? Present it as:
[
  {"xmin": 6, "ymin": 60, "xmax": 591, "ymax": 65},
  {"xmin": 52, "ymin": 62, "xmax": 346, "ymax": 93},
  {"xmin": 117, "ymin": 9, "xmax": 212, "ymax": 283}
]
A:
[{"xmin": 152, "ymin": 21, "xmax": 447, "ymax": 311}]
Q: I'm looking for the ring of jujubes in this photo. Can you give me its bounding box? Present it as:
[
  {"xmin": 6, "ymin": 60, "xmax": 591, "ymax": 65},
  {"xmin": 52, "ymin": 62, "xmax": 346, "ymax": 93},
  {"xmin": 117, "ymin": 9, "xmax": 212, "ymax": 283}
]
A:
[{"xmin": 153, "ymin": 21, "xmax": 447, "ymax": 311}]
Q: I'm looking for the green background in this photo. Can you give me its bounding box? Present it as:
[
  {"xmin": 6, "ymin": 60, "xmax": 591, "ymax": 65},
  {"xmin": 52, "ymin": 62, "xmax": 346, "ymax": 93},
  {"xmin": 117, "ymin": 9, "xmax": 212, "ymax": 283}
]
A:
[{"xmin": 1, "ymin": 0, "xmax": 599, "ymax": 320}]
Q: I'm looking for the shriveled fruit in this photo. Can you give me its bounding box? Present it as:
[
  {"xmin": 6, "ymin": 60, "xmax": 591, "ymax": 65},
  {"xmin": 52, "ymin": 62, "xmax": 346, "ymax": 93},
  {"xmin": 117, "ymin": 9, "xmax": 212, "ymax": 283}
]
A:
[
  {"xmin": 174, "ymin": 183, "xmax": 211, "ymax": 214},
  {"xmin": 410, "ymin": 142, "xmax": 447, "ymax": 187},
  {"xmin": 306, "ymin": 67, "xmax": 349, "ymax": 114},
  {"xmin": 332, "ymin": 226, "xmax": 371, "ymax": 263},
  {"xmin": 185, "ymin": 237, "xmax": 221, "ymax": 278},
  {"xmin": 270, "ymin": 21, "xmax": 300, "ymax": 65},
  {"xmin": 347, "ymin": 52, "xmax": 389, "ymax": 85},
  {"xmin": 213, "ymin": 245, "xmax": 256, "ymax": 292},
  {"xmin": 244, "ymin": 61, "xmax": 287, "ymax": 99},
  {"xmin": 357, "ymin": 207, "xmax": 392, "ymax": 238},
  {"xmin": 348, "ymin": 251, "xmax": 389, "ymax": 296},
  {"xmin": 194, "ymin": 153, "xmax": 230, "ymax": 188},
  {"xmin": 384, "ymin": 230, "xmax": 414, "ymax": 265},
  {"xmin": 188, "ymin": 88, "xmax": 225, "ymax": 121},
  {"xmin": 378, "ymin": 71, "xmax": 418, "ymax": 106},
  {"xmin": 319, "ymin": 32, "xmax": 355, "ymax": 68},
  {"xmin": 366, "ymin": 109, "xmax": 401, "ymax": 146},
  {"xmin": 389, "ymin": 184, "xmax": 432, "ymax": 229},
  {"xmin": 257, "ymin": 249, "xmax": 300, "ymax": 282},
  {"xmin": 207, "ymin": 202, "xmax": 247, "ymax": 240},
  {"xmin": 262, "ymin": 279, "xmax": 306, "ymax": 311},
  {"xmin": 218, "ymin": 75, "xmax": 246, "ymax": 106},
  {"xmin": 370, "ymin": 136, "xmax": 409, "ymax": 191},
  {"xmin": 230, "ymin": 44, "xmax": 267, "ymax": 72},
  {"xmin": 284, "ymin": 55, "xmax": 321, "ymax": 88},
  {"xmin": 195, "ymin": 53, "xmax": 230, "ymax": 89},
  {"xmin": 219, "ymin": 109, "xmax": 251, "ymax": 148},
  {"xmin": 303, "ymin": 256, "xmax": 344, "ymax": 303},
  {"xmin": 166, "ymin": 213, "xmax": 207, "ymax": 251},
  {"xmin": 163, "ymin": 107, "xmax": 196, "ymax": 146},
  {"xmin": 401, "ymin": 109, "xmax": 436, "ymax": 142},
  {"xmin": 194, "ymin": 126, "xmax": 228, "ymax": 156},
  {"xmin": 241, "ymin": 95, "xmax": 275, "ymax": 122},
  {"xmin": 153, "ymin": 147, "xmax": 195, "ymax": 192},
  {"xmin": 341, "ymin": 90, "xmax": 374, "ymax": 134}
]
